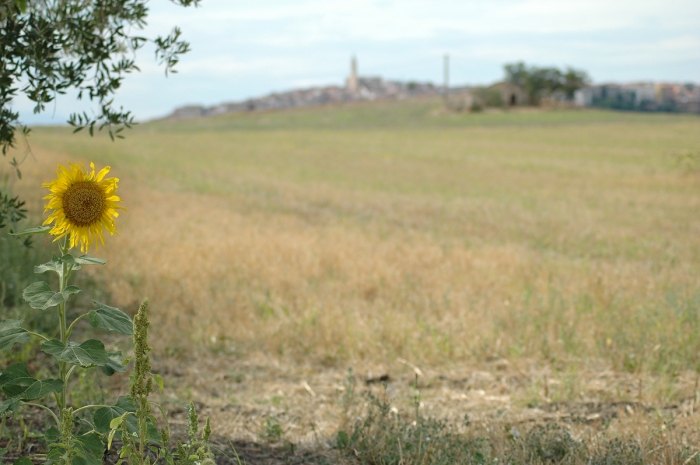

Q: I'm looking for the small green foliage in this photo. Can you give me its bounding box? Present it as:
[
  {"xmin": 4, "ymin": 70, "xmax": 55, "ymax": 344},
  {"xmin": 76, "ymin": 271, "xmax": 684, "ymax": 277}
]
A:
[
  {"xmin": 518, "ymin": 424, "xmax": 583, "ymax": 463},
  {"xmin": 202, "ymin": 417, "xmax": 211, "ymax": 443},
  {"xmin": 186, "ymin": 401, "xmax": 199, "ymax": 442},
  {"xmin": 588, "ymin": 438, "xmax": 643, "ymax": 465},
  {"xmin": 262, "ymin": 417, "xmax": 283, "ymax": 442},
  {"xmin": 59, "ymin": 407, "xmax": 73, "ymax": 442},
  {"xmin": 174, "ymin": 402, "xmax": 214, "ymax": 464},
  {"xmin": 0, "ymin": 193, "xmax": 29, "ymax": 244},
  {"xmin": 130, "ymin": 299, "xmax": 153, "ymax": 403},
  {"xmin": 47, "ymin": 407, "xmax": 80, "ymax": 465},
  {"xmin": 105, "ymin": 301, "xmax": 214, "ymax": 465}
]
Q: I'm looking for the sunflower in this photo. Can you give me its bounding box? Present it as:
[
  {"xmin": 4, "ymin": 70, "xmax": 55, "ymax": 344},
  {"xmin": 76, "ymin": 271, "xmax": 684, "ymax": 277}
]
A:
[{"xmin": 42, "ymin": 161, "xmax": 124, "ymax": 253}]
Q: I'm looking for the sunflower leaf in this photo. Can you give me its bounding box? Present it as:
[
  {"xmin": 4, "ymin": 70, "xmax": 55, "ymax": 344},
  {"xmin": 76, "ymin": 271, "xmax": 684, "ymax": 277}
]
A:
[
  {"xmin": 100, "ymin": 351, "xmax": 127, "ymax": 376},
  {"xmin": 0, "ymin": 396, "xmax": 21, "ymax": 415},
  {"xmin": 0, "ymin": 319, "xmax": 30, "ymax": 351},
  {"xmin": 59, "ymin": 254, "xmax": 83, "ymax": 271},
  {"xmin": 94, "ymin": 396, "xmax": 136, "ymax": 433},
  {"xmin": 94, "ymin": 397, "xmax": 159, "ymax": 442},
  {"xmin": 23, "ymin": 282, "xmax": 59, "ymax": 310},
  {"xmin": 42, "ymin": 291, "xmax": 68, "ymax": 309},
  {"xmin": 34, "ymin": 255, "xmax": 65, "ymax": 274},
  {"xmin": 41, "ymin": 339, "xmax": 110, "ymax": 367},
  {"xmin": 22, "ymin": 282, "xmax": 81, "ymax": 310},
  {"xmin": 63, "ymin": 286, "xmax": 81, "ymax": 299},
  {"xmin": 88, "ymin": 302, "xmax": 133, "ymax": 335},
  {"xmin": 74, "ymin": 254, "xmax": 106, "ymax": 265},
  {"xmin": 74, "ymin": 432, "xmax": 104, "ymax": 465},
  {"xmin": 9, "ymin": 225, "xmax": 51, "ymax": 237},
  {"xmin": 0, "ymin": 363, "xmax": 64, "ymax": 401}
]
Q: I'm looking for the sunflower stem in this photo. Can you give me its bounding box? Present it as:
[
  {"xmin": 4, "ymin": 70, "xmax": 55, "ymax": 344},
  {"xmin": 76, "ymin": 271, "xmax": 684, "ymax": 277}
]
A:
[{"xmin": 57, "ymin": 236, "xmax": 70, "ymax": 416}]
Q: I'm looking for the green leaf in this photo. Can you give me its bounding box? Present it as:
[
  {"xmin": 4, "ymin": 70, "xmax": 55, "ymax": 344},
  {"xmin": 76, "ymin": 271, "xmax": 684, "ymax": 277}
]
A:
[
  {"xmin": 0, "ymin": 319, "xmax": 30, "ymax": 351},
  {"xmin": 94, "ymin": 397, "xmax": 136, "ymax": 433},
  {"xmin": 107, "ymin": 428, "xmax": 118, "ymax": 451},
  {"xmin": 110, "ymin": 415, "xmax": 125, "ymax": 429},
  {"xmin": 74, "ymin": 254, "xmax": 106, "ymax": 265},
  {"xmin": 34, "ymin": 255, "xmax": 102, "ymax": 276},
  {"xmin": 88, "ymin": 302, "xmax": 133, "ymax": 335},
  {"xmin": 22, "ymin": 282, "xmax": 81, "ymax": 310},
  {"xmin": 13, "ymin": 457, "xmax": 33, "ymax": 465},
  {"xmin": 63, "ymin": 286, "xmax": 81, "ymax": 297},
  {"xmin": 45, "ymin": 427, "xmax": 61, "ymax": 442},
  {"xmin": 100, "ymin": 351, "xmax": 126, "ymax": 376},
  {"xmin": 9, "ymin": 225, "xmax": 50, "ymax": 237},
  {"xmin": 0, "ymin": 363, "xmax": 63, "ymax": 400},
  {"xmin": 0, "ymin": 396, "xmax": 21, "ymax": 415},
  {"xmin": 152, "ymin": 373, "xmax": 164, "ymax": 393},
  {"xmin": 95, "ymin": 397, "xmax": 159, "ymax": 441},
  {"xmin": 23, "ymin": 282, "xmax": 56, "ymax": 310},
  {"xmin": 60, "ymin": 254, "xmax": 77, "ymax": 267},
  {"xmin": 34, "ymin": 255, "xmax": 65, "ymax": 274},
  {"xmin": 16, "ymin": 378, "xmax": 64, "ymax": 400},
  {"xmin": 0, "ymin": 363, "xmax": 31, "ymax": 388},
  {"xmin": 42, "ymin": 293, "xmax": 67, "ymax": 309},
  {"xmin": 14, "ymin": 0, "xmax": 28, "ymax": 14},
  {"xmin": 74, "ymin": 432, "xmax": 104, "ymax": 465},
  {"xmin": 41, "ymin": 339, "xmax": 110, "ymax": 367}
]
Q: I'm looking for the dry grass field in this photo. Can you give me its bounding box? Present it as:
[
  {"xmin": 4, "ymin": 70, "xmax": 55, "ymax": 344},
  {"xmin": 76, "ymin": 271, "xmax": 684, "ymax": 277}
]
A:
[{"xmin": 6, "ymin": 99, "xmax": 700, "ymax": 461}]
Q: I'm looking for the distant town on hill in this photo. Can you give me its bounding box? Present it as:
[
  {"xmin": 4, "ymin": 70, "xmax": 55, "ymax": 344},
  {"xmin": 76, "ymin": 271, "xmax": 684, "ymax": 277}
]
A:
[{"xmin": 165, "ymin": 58, "xmax": 700, "ymax": 119}]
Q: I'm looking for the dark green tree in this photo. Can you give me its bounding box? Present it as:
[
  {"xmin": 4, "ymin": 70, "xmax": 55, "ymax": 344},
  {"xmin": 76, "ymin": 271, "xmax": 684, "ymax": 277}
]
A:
[
  {"xmin": 0, "ymin": 0, "xmax": 200, "ymax": 233},
  {"xmin": 504, "ymin": 61, "xmax": 589, "ymax": 105},
  {"xmin": 562, "ymin": 67, "xmax": 591, "ymax": 99}
]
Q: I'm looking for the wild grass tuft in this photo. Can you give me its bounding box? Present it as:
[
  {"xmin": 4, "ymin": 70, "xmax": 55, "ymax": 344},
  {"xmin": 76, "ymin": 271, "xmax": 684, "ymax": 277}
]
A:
[{"xmin": 338, "ymin": 392, "xmax": 700, "ymax": 465}]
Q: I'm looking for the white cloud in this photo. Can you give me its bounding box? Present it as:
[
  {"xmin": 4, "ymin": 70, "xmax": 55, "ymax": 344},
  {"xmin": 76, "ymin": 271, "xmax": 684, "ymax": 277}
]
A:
[{"xmin": 147, "ymin": 0, "xmax": 700, "ymax": 42}]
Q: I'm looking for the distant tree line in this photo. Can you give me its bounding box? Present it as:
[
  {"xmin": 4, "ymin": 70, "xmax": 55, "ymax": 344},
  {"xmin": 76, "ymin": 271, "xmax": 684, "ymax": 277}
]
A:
[{"xmin": 504, "ymin": 62, "xmax": 590, "ymax": 105}]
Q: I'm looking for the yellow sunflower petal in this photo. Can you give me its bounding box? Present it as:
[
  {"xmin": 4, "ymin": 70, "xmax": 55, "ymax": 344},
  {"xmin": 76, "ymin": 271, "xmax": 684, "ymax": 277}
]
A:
[{"xmin": 42, "ymin": 161, "xmax": 123, "ymax": 253}]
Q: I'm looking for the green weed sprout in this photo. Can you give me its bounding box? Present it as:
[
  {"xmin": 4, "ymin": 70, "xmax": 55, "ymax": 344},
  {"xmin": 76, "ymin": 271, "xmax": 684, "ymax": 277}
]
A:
[{"xmin": 0, "ymin": 161, "xmax": 211, "ymax": 464}]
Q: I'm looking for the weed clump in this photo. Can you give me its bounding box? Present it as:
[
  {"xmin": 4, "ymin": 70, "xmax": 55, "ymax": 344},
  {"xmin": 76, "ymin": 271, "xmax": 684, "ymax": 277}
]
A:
[{"xmin": 338, "ymin": 391, "xmax": 493, "ymax": 464}]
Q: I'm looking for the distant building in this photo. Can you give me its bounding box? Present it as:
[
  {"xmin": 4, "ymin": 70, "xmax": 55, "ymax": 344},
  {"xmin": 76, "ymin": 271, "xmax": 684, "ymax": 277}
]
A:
[
  {"xmin": 574, "ymin": 82, "xmax": 699, "ymax": 113},
  {"xmin": 170, "ymin": 105, "xmax": 205, "ymax": 118},
  {"xmin": 489, "ymin": 82, "xmax": 527, "ymax": 106},
  {"xmin": 164, "ymin": 57, "xmax": 440, "ymax": 120},
  {"xmin": 447, "ymin": 82, "xmax": 525, "ymax": 110}
]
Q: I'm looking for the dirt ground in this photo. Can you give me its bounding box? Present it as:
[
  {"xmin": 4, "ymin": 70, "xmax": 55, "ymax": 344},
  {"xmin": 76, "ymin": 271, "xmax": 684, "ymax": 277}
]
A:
[
  {"xmin": 3, "ymin": 352, "xmax": 700, "ymax": 464},
  {"xmin": 152, "ymin": 353, "xmax": 700, "ymax": 463}
]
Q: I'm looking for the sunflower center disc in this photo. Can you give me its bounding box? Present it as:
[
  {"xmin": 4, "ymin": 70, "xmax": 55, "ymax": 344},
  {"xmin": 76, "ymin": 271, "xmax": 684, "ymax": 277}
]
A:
[{"xmin": 63, "ymin": 181, "xmax": 105, "ymax": 227}]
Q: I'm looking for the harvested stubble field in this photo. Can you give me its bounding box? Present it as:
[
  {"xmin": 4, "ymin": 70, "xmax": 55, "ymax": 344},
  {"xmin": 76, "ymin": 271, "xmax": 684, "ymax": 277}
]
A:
[{"xmin": 7, "ymin": 99, "xmax": 700, "ymax": 462}]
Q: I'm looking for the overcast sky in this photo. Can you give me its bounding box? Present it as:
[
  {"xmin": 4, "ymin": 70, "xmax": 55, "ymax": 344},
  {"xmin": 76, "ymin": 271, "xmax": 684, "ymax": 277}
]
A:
[{"xmin": 15, "ymin": 0, "xmax": 700, "ymax": 124}]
